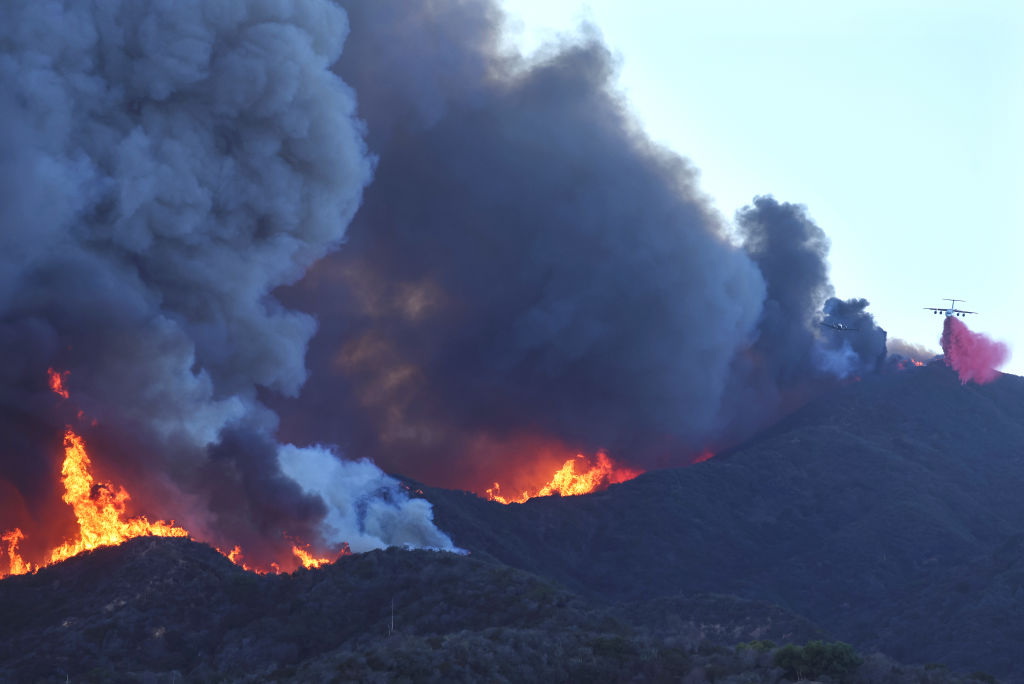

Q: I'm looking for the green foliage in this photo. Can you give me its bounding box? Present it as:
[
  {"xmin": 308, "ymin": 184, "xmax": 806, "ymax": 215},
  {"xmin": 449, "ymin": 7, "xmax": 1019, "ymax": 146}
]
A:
[
  {"xmin": 737, "ymin": 639, "xmax": 777, "ymax": 654},
  {"xmin": 773, "ymin": 640, "xmax": 863, "ymax": 681}
]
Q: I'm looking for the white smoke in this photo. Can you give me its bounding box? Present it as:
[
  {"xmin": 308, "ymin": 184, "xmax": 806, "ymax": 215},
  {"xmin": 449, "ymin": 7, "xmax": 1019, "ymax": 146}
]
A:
[
  {"xmin": 278, "ymin": 444, "xmax": 458, "ymax": 553},
  {"xmin": 813, "ymin": 340, "xmax": 860, "ymax": 379},
  {"xmin": 0, "ymin": 0, "xmax": 454, "ymax": 554}
]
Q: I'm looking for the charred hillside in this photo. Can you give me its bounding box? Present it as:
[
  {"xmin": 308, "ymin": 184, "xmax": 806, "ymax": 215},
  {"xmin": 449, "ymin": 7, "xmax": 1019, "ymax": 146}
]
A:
[{"xmin": 421, "ymin": 363, "xmax": 1024, "ymax": 678}]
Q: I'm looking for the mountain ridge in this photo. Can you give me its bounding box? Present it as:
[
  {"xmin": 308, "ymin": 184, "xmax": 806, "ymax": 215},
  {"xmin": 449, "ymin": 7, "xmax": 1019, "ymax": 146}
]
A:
[
  {"xmin": 0, "ymin": 536, "xmax": 828, "ymax": 682},
  {"xmin": 419, "ymin": 363, "xmax": 1024, "ymax": 677},
  {"xmin": 4, "ymin": 363, "xmax": 1022, "ymax": 680}
]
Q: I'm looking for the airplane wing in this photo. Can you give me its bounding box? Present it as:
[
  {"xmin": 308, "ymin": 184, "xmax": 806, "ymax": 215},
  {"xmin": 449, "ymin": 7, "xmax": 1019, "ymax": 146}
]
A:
[
  {"xmin": 923, "ymin": 307, "xmax": 946, "ymax": 312},
  {"xmin": 952, "ymin": 309, "xmax": 977, "ymax": 314}
]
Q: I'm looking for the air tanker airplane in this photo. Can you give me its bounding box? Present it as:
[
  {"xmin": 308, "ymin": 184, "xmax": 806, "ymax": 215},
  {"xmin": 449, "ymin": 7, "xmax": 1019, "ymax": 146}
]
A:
[
  {"xmin": 924, "ymin": 298, "xmax": 976, "ymax": 318},
  {"xmin": 820, "ymin": 321, "xmax": 859, "ymax": 331}
]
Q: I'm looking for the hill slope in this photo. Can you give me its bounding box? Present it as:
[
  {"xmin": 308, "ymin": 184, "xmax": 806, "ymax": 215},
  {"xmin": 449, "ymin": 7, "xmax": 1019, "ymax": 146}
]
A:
[
  {"xmin": 421, "ymin": 364, "xmax": 1024, "ymax": 677},
  {"xmin": 4, "ymin": 364, "xmax": 1021, "ymax": 681},
  {"xmin": 0, "ymin": 536, "xmax": 828, "ymax": 682}
]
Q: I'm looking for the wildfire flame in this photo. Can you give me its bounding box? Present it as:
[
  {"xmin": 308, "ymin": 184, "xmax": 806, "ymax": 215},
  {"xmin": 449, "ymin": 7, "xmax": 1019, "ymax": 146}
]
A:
[
  {"xmin": 486, "ymin": 452, "xmax": 643, "ymax": 504},
  {"xmin": 1, "ymin": 371, "xmax": 345, "ymax": 579},
  {"xmin": 0, "ymin": 428, "xmax": 189, "ymax": 578},
  {"xmin": 292, "ymin": 542, "xmax": 349, "ymax": 569},
  {"xmin": 48, "ymin": 429, "xmax": 190, "ymax": 565},
  {"xmin": 1, "ymin": 529, "xmax": 33, "ymax": 576},
  {"xmin": 47, "ymin": 367, "xmax": 69, "ymax": 400},
  {"xmin": 693, "ymin": 450, "xmax": 714, "ymax": 464}
]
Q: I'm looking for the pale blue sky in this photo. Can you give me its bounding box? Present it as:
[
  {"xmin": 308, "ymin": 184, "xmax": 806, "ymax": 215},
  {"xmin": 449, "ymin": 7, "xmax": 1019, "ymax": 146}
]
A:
[{"xmin": 499, "ymin": 0, "xmax": 1024, "ymax": 375}]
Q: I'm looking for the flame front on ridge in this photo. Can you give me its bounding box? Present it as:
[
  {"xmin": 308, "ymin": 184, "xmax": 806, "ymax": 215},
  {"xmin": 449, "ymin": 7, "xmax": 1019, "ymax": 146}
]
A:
[
  {"xmin": 486, "ymin": 452, "xmax": 643, "ymax": 504},
  {"xmin": 1, "ymin": 372, "xmax": 346, "ymax": 579},
  {"xmin": 48, "ymin": 429, "xmax": 190, "ymax": 565}
]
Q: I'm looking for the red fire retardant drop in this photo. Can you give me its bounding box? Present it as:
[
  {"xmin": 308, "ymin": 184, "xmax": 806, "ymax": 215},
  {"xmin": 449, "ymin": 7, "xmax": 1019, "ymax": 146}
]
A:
[{"xmin": 940, "ymin": 316, "xmax": 1009, "ymax": 385}]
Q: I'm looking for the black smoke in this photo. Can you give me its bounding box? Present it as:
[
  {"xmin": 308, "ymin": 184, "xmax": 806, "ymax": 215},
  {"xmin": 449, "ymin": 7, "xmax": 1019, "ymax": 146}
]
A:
[
  {"xmin": 820, "ymin": 297, "xmax": 888, "ymax": 374},
  {"xmin": 274, "ymin": 1, "xmax": 889, "ymax": 491}
]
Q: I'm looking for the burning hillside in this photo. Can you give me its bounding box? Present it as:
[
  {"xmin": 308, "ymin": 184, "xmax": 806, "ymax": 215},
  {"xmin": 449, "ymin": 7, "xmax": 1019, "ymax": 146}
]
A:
[
  {"xmin": 485, "ymin": 452, "xmax": 643, "ymax": 504},
  {"xmin": 1, "ymin": 414, "xmax": 342, "ymax": 578},
  {"xmin": 0, "ymin": 0, "xmax": 455, "ymax": 577}
]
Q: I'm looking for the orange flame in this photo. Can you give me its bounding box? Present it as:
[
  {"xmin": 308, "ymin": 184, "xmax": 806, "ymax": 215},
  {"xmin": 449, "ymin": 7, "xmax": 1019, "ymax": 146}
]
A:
[
  {"xmin": 693, "ymin": 450, "xmax": 714, "ymax": 464},
  {"xmin": 1, "ymin": 428, "xmax": 344, "ymax": 578},
  {"xmin": 48, "ymin": 429, "xmax": 190, "ymax": 565},
  {"xmin": 47, "ymin": 367, "xmax": 69, "ymax": 400},
  {"xmin": 0, "ymin": 429, "xmax": 188, "ymax": 578},
  {"xmin": 1, "ymin": 529, "xmax": 34, "ymax": 576},
  {"xmin": 486, "ymin": 452, "xmax": 642, "ymax": 504},
  {"xmin": 1, "ymin": 370, "xmax": 346, "ymax": 579},
  {"xmin": 911, "ymin": 358, "xmax": 924, "ymax": 367},
  {"xmin": 292, "ymin": 539, "xmax": 351, "ymax": 570},
  {"xmin": 216, "ymin": 544, "xmax": 294, "ymax": 575},
  {"xmin": 292, "ymin": 545, "xmax": 328, "ymax": 569}
]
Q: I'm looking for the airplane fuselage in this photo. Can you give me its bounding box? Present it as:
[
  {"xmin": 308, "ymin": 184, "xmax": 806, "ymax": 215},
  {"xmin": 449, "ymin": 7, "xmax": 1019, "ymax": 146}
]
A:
[{"xmin": 925, "ymin": 299, "xmax": 975, "ymax": 318}]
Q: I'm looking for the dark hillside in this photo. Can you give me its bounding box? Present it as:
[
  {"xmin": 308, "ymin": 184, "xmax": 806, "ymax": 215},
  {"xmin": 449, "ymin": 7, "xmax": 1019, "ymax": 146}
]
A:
[
  {"xmin": 4, "ymin": 364, "xmax": 1022, "ymax": 681},
  {"xmin": 422, "ymin": 364, "xmax": 1024, "ymax": 678},
  {"xmin": 0, "ymin": 536, "xmax": 828, "ymax": 682}
]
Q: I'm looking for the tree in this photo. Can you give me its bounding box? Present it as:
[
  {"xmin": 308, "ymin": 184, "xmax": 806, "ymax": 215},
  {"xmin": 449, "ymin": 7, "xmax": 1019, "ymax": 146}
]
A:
[{"xmin": 773, "ymin": 640, "xmax": 863, "ymax": 680}]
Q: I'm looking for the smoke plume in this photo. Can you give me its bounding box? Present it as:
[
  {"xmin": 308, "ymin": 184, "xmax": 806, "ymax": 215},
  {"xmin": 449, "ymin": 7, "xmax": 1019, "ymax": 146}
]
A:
[
  {"xmin": 887, "ymin": 337, "xmax": 938, "ymax": 365},
  {"xmin": 0, "ymin": 0, "xmax": 454, "ymax": 566},
  {"xmin": 274, "ymin": 1, "xmax": 890, "ymax": 491},
  {"xmin": 2, "ymin": 0, "xmax": 904, "ymax": 549},
  {"xmin": 941, "ymin": 317, "xmax": 1009, "ymax": 385},
  {"xmin": 819, "ymin": 297, "xmax": 888, "ymax": 376}
]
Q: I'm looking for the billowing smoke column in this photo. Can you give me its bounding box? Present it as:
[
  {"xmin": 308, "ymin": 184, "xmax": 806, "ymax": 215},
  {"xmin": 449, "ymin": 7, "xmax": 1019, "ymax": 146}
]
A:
[
  {"xmin": 819, "ymin": 297, "xmax": 888, "ymax": 376},
  {"xmin": 0, "ymin": 0, "xmax": 454, "ymax": 567},
  {"xmin": 734, "ymin": 202, "xmax": 886, "ymax": 384},
  {"xmin": 274, "ymin": 0, "xmax": 890, "ymax": 492},
  {"xmin": 941, "ymin": 317, "xmax": 1009, "ymax": 385}
]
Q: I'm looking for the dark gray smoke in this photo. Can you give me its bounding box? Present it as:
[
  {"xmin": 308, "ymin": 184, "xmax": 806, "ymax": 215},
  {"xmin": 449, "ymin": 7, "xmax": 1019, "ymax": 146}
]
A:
[
  {"xmin": 275, "ymin": 1, "xmax": 889, "ymax": 490},
  {"xmin": 887, "ymin": 337, "xmax": 939, "ymax": 367},
  {"xmin": 2, "ymin": 0, "xmax": 897, "ymax": 558},
  {"xmin": 737, "ymin": 197, "xmax": 833, "ymax": 384},
  {"xmin": 0, "ymin": 0, "xmax": 454, "ymax": 565},
  {"xmin": 820, "ymin": 297, "xmax": 888, "ymax": 375},
  {"xmin": 735, "ymin": 199, "xmax": 883, "ymax": 381}
]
